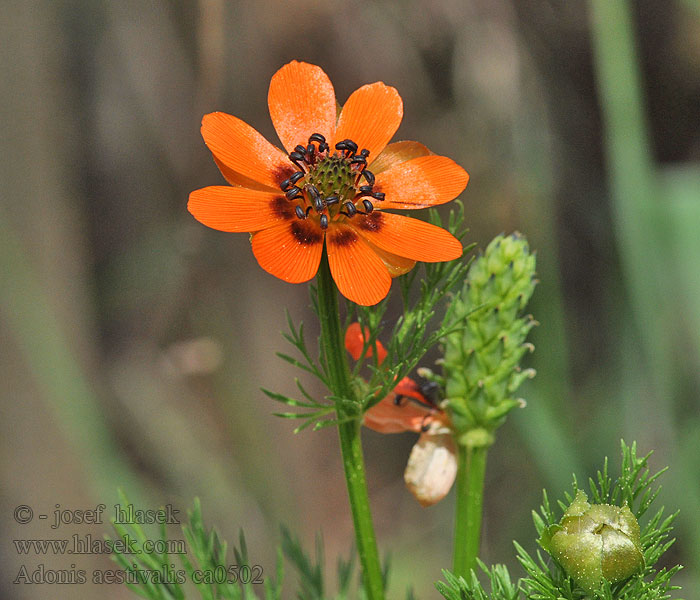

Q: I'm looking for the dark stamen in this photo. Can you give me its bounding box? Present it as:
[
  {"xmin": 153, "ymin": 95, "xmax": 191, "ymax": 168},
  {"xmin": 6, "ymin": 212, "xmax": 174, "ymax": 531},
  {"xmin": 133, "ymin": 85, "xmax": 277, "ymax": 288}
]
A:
[
  {"xmin": 295, "ymin": 205, "xmax": 306, "ymax": 220},
  {"xmin": 325, "ymin": 195, "xmax": 339, "ymax": 207},
  {"xmin": 358, "ymin": 185, "xmax": 373, "ymax": 195},
  {"xmin": 294, "ymin": 144, "xmax": 307, "ymax": 155},
  {"xmin": 362, "ymin": 199, "xmax": 374, "ymax": 213},
  {"xmin": 320, "ymin": 214, "xmax": 329, "ymax": 229},
  {"xmin": 280, "ymin": 178, "xmax": 292, "ymax": 191},
  {"xmin": 285, "ymin": 186, "xmax": 303, "ymax": 200},
  {"xmin": 308, "ymin": 133, "xmax": 326, "ymax": 145},
  {"xmin": 362, "ymin": 170, "xmax": 375, "ymax": 186},
  {"xmin": 290, "ymin": 171, "xmax": 305, "ymax": 185},
  {"xmin": 341, "ymin": 202, "xmax": 357, "ymax": 217},
  {"xmin": 372, "ymin": 192, "xmax": 385, "ymax": 201}
]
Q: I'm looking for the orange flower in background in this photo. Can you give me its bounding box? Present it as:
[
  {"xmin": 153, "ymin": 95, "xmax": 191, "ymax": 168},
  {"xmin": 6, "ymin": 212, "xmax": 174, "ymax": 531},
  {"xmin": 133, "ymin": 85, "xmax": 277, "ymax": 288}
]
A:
[
  {"xmin": 189, "ymin": 61, "xmax": 469, "ymax": 305},
  {"xmin": 345, "ymin": 322, "xmax": 457, "ymax": 506}
]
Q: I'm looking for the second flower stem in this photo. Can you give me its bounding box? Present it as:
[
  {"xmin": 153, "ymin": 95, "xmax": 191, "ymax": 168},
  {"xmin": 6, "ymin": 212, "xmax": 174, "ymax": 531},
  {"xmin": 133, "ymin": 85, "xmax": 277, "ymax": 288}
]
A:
[
  {"xmin": 315, "ymin": 251, "xmax": 384, "ymax": 600},
  {"xmin": 453, "ymin": 444, "xmax": 488, "ymax": 577}
]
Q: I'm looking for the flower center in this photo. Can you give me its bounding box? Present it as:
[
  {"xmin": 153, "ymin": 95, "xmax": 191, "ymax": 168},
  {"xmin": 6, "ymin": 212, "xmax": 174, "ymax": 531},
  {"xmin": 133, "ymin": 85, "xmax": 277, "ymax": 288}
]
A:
[{"xmin": 278, "ymin": 134, "xmax": 385, "ymax": 230}]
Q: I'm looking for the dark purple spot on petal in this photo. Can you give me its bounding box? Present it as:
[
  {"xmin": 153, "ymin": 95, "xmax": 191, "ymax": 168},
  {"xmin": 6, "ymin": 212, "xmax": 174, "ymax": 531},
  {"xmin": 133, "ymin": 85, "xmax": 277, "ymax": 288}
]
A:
[
  {"xmin": 272, "ymin": 164, "xmax": 296, "ymax": 186},
  {"xmin": 270, "ymin": 196, "xmax": 295, "ymax": 220},
  {"xmin": 291, "ymin": 220, "xmax": 323, "ymax": 246},
  {"xmin": 329, "ymin": 227, "xmax": 358, "ymax": 248},
  {"xmin": 356, "ymin": 212, "xmax": 384, "ymax": 233}
]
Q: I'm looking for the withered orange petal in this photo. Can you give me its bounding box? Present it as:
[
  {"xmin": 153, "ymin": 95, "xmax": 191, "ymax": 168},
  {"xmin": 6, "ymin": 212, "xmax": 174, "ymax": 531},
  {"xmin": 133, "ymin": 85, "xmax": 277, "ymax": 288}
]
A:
[
  {"xmin": 201, "ymin": 112, "xmax": 294, "ymax": 190},
  {"xmin": 351, "ymin": 212, "xmax": 463, "ymax": 262},
  {"xmin": 188, "ymin": 187, "xmax": 294, "ymax": 232},
  {"xmin": 344, "ymin": 322, "xmax": 388, "ymax": 364},
  {"xmin": 326, "ymin": 224, "xmax": 391, "ymax": 306},
  {"xmin": 333, "ymin": 83, "xmax": 403, "ymax": 165},
  {"xmin": 251, "ymin": 220, "xmax": 324, "ymax": 283},
  {"xmin": 370, "ymin": 141, "xmax": 432, "ymax": 175},
  {"xmin": 268, "ymin": 61, "xmax": 337, "ymax": 154},
  {"xmin": 373, "ymin": 155, "xmax": 469, "ymax": 209}
]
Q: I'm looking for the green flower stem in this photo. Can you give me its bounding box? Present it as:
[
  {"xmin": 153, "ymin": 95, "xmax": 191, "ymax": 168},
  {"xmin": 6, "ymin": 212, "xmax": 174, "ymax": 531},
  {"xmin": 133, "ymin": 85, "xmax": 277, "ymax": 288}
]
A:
[
  {"xmin": 315, "ymin": 251, "xmax": 385, "ymax": 600},
  {"xmin": 453, "ymin": 444, "xmax": 488, "ymax": 577}
]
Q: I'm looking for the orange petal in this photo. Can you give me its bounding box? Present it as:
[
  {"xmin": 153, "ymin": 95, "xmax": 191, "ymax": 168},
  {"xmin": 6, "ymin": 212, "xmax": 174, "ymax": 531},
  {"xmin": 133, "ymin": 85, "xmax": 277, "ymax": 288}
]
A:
[
  {"xmin": 212, "ymin": 156, "xmax": 280, "ymax": 192},
  {"xmin": 251, "ymin": 220, "xmax": 324, "ymax": 283},
  {"xmin": 201, "ymin": 112, "xmax": 294, "ymax": 190},
  {"xmin": 363, "ymin": 239, "xmax": 416, "ymax": 277},
  {"xmin": 326, "ymin": 224, "xmax": 391, "ymax": 306},
  {"xmin": 351, "ymin": 212, "xmax": 463, "ymax": 262},
  {"xmin": 268, "ymin": 61, "xmax": 337, "ymax": 154},
  {"xmin": 188, "ymin": 187, "xmax": 295, "ymax": 232},
  {"xmin": 344, "ymin": 322, "xmax": 388, "ymax": 364},
  {"xmin": 373, "ymin": 155, "xmax": 469, "ymax": 209},
  {"xmin": 333, "ymin": 83, "xmax": 403, "ymax": 165},
  {"xmin": 370, "ymin": 141, "xmax": 432, "ymax": 174}
]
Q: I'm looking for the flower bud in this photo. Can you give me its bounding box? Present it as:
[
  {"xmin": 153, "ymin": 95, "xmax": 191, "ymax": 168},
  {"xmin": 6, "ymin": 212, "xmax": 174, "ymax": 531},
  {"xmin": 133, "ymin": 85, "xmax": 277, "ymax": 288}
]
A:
[
  {"xmin": 442, "ymin": 233, "xmax": 537, "ymax": 442},
  {"xmin": 540, "ymin": 490, "xmax": 644, "ymax": 592}
]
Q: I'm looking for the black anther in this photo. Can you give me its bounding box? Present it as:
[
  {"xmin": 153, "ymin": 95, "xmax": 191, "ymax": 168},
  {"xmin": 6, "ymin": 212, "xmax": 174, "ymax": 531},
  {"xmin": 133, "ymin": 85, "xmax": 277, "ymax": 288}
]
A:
[
  {"xmin": 306, "ymin": 144, "xmax": 315, "ymax": 160},
  {"xmin": 307, "ymin": 185, "xmax": 321, "ymax": 200},
  {"xmin": 289, "ymin": 151, "xmax": 305, "ymax": 162},
  {"xmin": 325, "ymin": 195, "xmax": 339, "ymax": 207},
  {"xmin": 320, "ymin": 214, "xmax": 329, "ymax": 229},
  {"xmin": 294, "ymin": 144, "xmax": 307, "ymax": 155},
  {"xmin": 285, "ymin": 186, "xmax": 302, "ymax": 200},
  {"xmin": 280, "ymin": 178, "xmax": 292, "ymax": 191},
  {"xmin": 341, "ymin": 202, "xmax": 357, "ymax": 217},
  {"xmin": 362, "ymin": 199, "xmax": 374, "ymax": 213},
  {"xmin": 314, "ymin": 196, "xmax": 324, "ymax": 213},
  {"xmin": 362, "ymin": 170, "xmax": 375, "ymax": 186},
  {"xmin": 372, "ymin": 192, "xmax": 385, "ymax": 201},
  {"xmin": 308, "ymin": 133, "xmax": 326, "ymax": 144},
  {"xmin": 290, "ymin": 171, "xmax": 305, "ymax": 184},
  {"xmin": 335, "ymin": 141, "xmax": 349, "ymax": 151},
  {"xmin": 295, "ymin": 205, "xmax": 306, "ymax": 220},
  {"xmin": 344, "ymin": 140, "xmax": 358, "ymax": 155},
  {"xmin": 358, "ymin": 185, "xmax": 373, "ymax": 194},
  {"xmin": 350, "ymin": 155, "xmax": 367, "ymax": 166},
  {"xmin": 359, "ymin": 149, "xmax": 370, "ymax": 158}
]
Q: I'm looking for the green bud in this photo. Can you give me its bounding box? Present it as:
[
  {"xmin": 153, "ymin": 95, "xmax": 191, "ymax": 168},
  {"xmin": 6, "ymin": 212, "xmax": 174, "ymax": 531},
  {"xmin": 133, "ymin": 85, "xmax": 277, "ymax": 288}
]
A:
[
  {"xmin": 540, "ymin": 490, "xmax": 644, "ymax": 592},
  {"xmin": 442, "ymin": 233, "xmax": 537, "ymax": 443}
]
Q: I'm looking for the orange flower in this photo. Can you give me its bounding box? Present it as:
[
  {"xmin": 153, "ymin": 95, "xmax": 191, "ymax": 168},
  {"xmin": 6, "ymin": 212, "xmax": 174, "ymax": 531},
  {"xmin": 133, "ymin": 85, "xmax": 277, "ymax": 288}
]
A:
[
  {"xmin": 345, "ymin": 323, "xmax": 456, "ymax": 506},
  {"xmin": 188, "ymin": 61, "xmax": 469, "ymax": 305}
]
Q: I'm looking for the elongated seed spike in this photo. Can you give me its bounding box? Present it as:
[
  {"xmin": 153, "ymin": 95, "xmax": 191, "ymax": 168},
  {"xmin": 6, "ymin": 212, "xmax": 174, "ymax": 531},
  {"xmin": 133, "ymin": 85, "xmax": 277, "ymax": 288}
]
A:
[{"xmin": 442, "ymin": 233, "xmax": 537, "ymax": 441}]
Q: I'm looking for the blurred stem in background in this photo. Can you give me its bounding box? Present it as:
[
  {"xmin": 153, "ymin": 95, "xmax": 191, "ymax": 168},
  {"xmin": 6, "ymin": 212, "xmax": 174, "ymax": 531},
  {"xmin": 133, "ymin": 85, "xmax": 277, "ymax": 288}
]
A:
[
  {"xmin": 589, "ymin": 0, "xmax": 700, "ymax": 572},
  {"xmin": 0, "ymin": 212, "xmax": 143, "ymax": 503}
]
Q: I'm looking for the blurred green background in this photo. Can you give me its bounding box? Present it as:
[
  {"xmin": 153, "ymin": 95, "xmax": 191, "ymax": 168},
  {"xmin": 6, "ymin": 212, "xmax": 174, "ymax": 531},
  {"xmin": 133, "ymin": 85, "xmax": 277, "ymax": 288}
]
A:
[{"xmin": 2, "ymin": 1, "xmax": 699, "ymax": 598}]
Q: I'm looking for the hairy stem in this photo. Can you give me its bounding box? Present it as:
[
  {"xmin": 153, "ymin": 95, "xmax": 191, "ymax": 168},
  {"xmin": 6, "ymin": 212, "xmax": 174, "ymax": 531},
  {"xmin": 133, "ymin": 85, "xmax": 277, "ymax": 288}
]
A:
[
  {"xmin": 453, "ymin": 444, "xmax": 488, "ymax": 577},
  {"xmin": 315, "ymin": 251, "xmax": 384, "ymax": 600}
]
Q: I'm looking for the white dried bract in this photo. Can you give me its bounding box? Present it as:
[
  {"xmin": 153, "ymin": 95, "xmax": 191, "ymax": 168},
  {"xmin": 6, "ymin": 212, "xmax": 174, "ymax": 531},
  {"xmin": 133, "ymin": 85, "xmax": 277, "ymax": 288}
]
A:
[{"xmin": 404, "ymin": 423, "xmax": 457, "ymax": 507}]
